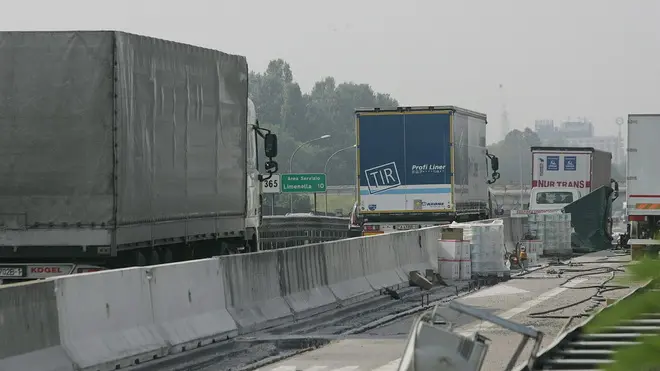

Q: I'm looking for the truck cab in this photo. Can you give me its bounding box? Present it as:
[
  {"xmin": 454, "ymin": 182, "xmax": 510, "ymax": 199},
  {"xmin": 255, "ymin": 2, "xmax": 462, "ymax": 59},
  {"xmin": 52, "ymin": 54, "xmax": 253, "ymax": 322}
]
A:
[{"xmin": 529, "ymin": 187, "xmax": 582, "ymax": 211}]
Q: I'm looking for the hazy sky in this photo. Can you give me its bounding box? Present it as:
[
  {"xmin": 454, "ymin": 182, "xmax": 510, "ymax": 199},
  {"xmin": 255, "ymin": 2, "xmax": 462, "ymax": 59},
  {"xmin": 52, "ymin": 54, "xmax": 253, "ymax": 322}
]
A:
[{"xmin": 4, "ymin": 0, "xmax": 658, "ymax": 143}]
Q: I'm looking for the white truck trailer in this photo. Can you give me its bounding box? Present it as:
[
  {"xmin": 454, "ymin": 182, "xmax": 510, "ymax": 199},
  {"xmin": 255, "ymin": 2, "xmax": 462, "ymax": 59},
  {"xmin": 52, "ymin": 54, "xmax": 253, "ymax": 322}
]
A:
[
  {"xmin": 626, "ymin": 114, "xmax": 660, "ymax": 250},
  {"xmin": 528, "ymin": 146, "xmax": 612, "ymax": 211}
]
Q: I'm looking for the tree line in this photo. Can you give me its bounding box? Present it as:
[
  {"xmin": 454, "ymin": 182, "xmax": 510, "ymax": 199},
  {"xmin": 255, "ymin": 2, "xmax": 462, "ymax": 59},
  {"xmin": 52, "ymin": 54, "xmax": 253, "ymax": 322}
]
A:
[
  {"xmin": 250, "ymin": 59, "xmax": 624, "ymax": 213},
  {"xmin": 250, "ymin": 59, "xmax": 397, "ymax": 212}
]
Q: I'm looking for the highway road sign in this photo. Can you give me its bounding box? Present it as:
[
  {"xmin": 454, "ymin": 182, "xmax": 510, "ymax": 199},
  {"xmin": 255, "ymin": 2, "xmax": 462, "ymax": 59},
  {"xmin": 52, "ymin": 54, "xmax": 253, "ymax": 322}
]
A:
[
  {"xmin": 262, "ymin": 174, "xmax": 281, "ymax": 194},
  {"xmin": 281, "ymin": 173, "xmax": 326, "ymax": 193}
]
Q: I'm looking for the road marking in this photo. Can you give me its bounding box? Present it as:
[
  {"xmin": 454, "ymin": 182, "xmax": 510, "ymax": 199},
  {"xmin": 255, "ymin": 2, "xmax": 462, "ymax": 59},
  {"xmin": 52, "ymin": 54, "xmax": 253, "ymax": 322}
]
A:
[
  {"xmin": 458, "ymin": 277, "xmax": 588, "ymax": 335},
  {"xmin": 372, "ymin": 359, "xmax": 401, "ymax": 370},
  {"xmin": 268, "ymin": 278, "xmax": 589, "ymax": 371},
  {"xmin": 269, "ymin": 366, "xmax": 358, "ymax": 371},
  {"xmin": 364, "ymin": 277, "xmax": 589, "ymax": 370},
  {"xmin": 463, "ymin": 284, "xmax": 529, "ymax": 298}
]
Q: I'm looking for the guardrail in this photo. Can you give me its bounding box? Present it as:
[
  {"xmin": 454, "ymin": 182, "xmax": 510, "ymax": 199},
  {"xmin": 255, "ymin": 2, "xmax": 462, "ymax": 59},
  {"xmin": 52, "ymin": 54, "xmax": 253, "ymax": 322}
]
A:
[
  {"xmin": 260, "ymin": 215, "xmax": 353, "ymax": 250},
  {"xmin": 258, "ymin": 214, "xmax": 526, "ymax": 252}
]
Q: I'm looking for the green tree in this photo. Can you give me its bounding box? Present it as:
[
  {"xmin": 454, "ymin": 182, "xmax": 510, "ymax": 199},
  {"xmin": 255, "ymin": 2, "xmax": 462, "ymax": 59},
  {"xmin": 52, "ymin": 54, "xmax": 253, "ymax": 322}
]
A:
[
  {"xmin": 487, "ymin": 128, "xmax": 542, "ymax": 185},
  {"xmin": 585, "ymin": 260, "xmax": 660, "ymax": 370},
  {"xmin": 249, "ymin": 59, "xmax": 398, "ymax": 188}
]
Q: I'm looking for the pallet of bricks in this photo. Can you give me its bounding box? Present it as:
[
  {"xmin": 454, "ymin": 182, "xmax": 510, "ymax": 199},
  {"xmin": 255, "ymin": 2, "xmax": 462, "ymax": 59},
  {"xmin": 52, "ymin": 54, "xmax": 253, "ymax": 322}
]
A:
[
  {"xmin": 437, "ymin": 227, "xmax": 471, "ymax": 282},
  {"xmin": 527, "ymin": 212, "xmax": 572, "ymax": 258},
  {"xmin": 439, "ymin": 220, "xmax": 510, "ymax": 281}
]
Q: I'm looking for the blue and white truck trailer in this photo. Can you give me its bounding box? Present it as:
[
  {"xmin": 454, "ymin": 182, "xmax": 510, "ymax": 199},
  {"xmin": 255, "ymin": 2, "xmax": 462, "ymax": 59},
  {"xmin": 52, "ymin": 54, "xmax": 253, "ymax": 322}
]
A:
[{"xmin": 353, "ymin": 106, "xmax": 500, "ymax": 235}]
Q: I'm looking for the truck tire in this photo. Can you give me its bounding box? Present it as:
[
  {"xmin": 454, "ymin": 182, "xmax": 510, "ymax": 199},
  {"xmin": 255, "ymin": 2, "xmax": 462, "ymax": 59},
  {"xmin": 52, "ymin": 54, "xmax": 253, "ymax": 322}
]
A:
[
  {"xmin": 133, "ymin": 251, "xmax": 148, "ymax": 267},
  {"xmin": 246, "ymin": 235, "xmax": 258, "ymax": 253},
  {"xmin": 159, "ymin": 247, "xmax": 174, "ymax": 264},
  {"xmin": 147, "ymin": 249, "xmax": 160, "ymax": 265}
]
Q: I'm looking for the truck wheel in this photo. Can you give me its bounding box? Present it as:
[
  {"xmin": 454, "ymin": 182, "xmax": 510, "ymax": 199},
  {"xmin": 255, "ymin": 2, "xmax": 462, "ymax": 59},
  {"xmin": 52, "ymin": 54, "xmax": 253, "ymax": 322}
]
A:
[
  {"xmin": 160, "ymin": 248, "xmax": 174, "ymax": 264},
  {"xmin": 133, "ymin": 251, "xmax": 148, "ymax": 267},
  {"xmin": 220, "ymin": 241, "xmax": 231, "ymax": 255},
  {"xmin": 147, "ymin": 249, "xmax": 160, "ymax": 266},
  {"xmin": 246, "ymin": 235, "xmax": 258, "ymax": 253}
]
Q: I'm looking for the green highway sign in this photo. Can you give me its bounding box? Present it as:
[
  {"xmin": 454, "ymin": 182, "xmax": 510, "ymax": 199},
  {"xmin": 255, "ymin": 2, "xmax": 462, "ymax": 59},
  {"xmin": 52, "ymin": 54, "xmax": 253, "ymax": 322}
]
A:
[{"xmin": 281, "ymin": 173, "xmax": 327, "ymax": 193}]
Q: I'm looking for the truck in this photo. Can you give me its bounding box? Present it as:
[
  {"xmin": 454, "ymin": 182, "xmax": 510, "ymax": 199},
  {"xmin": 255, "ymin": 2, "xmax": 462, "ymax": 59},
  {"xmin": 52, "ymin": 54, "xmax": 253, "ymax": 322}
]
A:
[
  {"xmin": 0, "ymin": 31, "xmax": 279, "ymax": 282},
  {"xmin": 625, "ymin": 114, "xmax": 660, "ymax": 255},
  {"xmin": 353, "ymin": 106, "xmax": 500, "ymax": 235},
  {"xmin": 528, "ymin": 146, "xmax": 613, "ymax": 211}
]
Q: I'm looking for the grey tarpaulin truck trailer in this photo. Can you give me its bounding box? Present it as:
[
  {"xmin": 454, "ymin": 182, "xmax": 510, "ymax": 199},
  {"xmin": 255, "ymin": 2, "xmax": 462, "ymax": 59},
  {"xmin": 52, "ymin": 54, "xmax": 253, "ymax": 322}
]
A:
[{"xmin": 0, "ymin": 31, "xmax": 258, "ymax": 272}]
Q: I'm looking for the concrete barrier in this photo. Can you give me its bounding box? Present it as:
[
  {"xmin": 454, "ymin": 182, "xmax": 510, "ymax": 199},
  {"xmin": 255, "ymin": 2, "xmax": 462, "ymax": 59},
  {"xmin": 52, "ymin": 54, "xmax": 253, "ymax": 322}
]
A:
[
  {"xmin": 361, "ymin": 233, "xmax": 406, "ymax": 290},
  {"xmin": 54, "ymin": 268, "xmax": 167, "ymax": 371},
  {"xmin": 0, "ymin": 280, "xmax": 73, "ymax": 371},
  {"xmin": 221, "ymin": 252, "xmax": 292, "ymax": 333},
  {"xmin": 323, "ymin": 237, "xmax": 375, "ymax": 305},
  {"xmin": 391, "ymin": 231, "xmax": 433, "ymax": 276},
  {"xmin": 148, "ymin": 259, "xmax": 238, "ymax": 353},
  {"xmin": 0, "ymin": 226, "xmax": 449, "ymax": 370},
  {"xmin": 278, "ymin": 244, "xmax": 337, "ymax": 318},
  {"xmin": 421, "ymin": 227, "xmax": 441, "ymax": 271}
]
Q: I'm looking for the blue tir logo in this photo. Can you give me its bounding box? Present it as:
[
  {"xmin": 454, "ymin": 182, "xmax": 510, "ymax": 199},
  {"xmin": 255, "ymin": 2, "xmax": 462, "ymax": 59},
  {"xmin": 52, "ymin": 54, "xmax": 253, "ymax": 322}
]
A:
[
  {"xmin": 364, "ymin": 162, "xmax": 401, "ymax": 194},
  {"xmin": 546, "ymin": 156, "xmax": 559, "ymax": 171},
  {"xmin": 564, "ymin": 156, "xmax": 576, "ymax": 171}
]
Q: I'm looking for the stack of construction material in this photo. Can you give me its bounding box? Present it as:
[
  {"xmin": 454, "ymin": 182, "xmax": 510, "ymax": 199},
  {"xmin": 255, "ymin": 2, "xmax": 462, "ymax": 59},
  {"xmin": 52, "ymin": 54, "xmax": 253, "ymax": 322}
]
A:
[
  {"xmin": 460, "ymin": 241, "xmax": 471, "ymax": 280},
  {"xmin": 438, "ymin": 239, "xmax": 470, "ymax": 280},
  {"xmin": 470, "ymin": 221, "xmax": 508, "ymax": 275},
  {"xmin": 528, "ymin": 213, "xmax": 572, "ymax": 256},
  {"xmin": 447, "ymin": 220, "xmax": 509, "ymax": 277},
  {"xmin": 523, "ymin": 240, "xmax": 543, "ymax": 266}
]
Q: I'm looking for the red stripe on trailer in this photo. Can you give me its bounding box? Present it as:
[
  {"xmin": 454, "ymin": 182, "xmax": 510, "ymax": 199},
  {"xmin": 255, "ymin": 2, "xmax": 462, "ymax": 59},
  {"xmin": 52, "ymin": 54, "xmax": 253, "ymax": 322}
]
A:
[
  {"xmin": 629, "ymin": 195, "xmax": 660, "ymax": 198},
  {"xmin": 629, "ymin": 215, "xmax": 645, "ymax": 221}
]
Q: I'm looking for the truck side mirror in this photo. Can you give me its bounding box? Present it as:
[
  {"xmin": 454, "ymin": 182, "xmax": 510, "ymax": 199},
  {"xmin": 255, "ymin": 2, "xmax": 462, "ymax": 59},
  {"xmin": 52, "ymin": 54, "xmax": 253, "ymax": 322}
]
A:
[
  {"xmin": 491, "ymin": 156, "xmax": 499, "ymax": 172},
  {"xmin": 611, "ymin": 179, "xmax": 619, "ymax": 201},
  {"xmin": 264, "ymin": 133, "xmax": 278, "ymax": 158},
  {"xmin": 485, "ymin": 151, "xmax": 501, "ymax": 184}
]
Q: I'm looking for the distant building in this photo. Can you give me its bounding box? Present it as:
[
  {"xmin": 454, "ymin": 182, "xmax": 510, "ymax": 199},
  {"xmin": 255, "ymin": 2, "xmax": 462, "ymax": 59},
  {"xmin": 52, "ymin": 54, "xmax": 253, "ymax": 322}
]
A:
[
  {"xmin": 533, "ymin": 117, "xmax": 623, "ymax": 164},
  {"xmin": 565, "ymin": 136, "xmax": 624, "ymax": 164},
  {"xmin": 534, "ymin": 119, "xmax": 560, "ymax": 144},
  {"xmin": 560, "ymin": 118, "xmax": 594, "ymax": 138}
]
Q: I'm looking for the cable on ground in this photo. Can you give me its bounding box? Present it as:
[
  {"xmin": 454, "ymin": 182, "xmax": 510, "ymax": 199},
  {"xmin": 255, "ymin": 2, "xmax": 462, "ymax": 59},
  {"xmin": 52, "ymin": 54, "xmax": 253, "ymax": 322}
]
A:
[{"xmin": 528, "ymin": 267, "xmax": 630, "ymax": 319}]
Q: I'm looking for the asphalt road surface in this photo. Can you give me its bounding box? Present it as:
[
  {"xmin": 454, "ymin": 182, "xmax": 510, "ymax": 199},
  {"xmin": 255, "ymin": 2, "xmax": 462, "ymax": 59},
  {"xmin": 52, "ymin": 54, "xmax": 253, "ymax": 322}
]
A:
[{"xmin": 255, "ymin": 251, "xmax": 636, "ymax": 371}]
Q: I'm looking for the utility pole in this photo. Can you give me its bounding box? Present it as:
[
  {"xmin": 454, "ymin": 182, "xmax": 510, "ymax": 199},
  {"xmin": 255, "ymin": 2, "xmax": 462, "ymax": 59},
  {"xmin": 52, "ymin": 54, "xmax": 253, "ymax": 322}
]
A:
[{"xmin": 499, "ymin": 84, "xmax": 510, "ymax": 140}]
